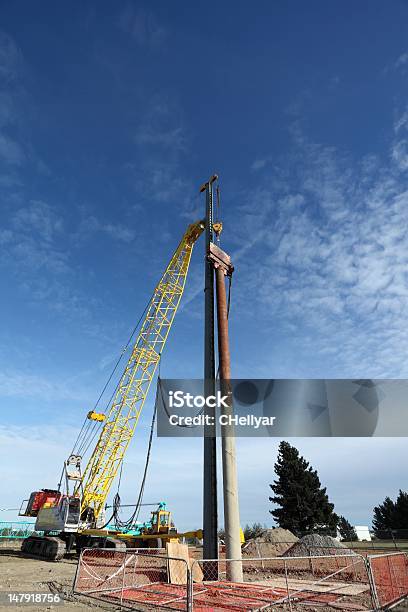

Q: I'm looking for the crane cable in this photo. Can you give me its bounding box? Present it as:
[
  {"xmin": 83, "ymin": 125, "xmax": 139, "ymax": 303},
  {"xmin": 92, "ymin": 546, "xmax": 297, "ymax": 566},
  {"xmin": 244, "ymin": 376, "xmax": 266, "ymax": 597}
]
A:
[
  {"xmin": 85, "ymin": 206, "xmax": 232, "ymax": 528},
  {"xmin": 70, "ymin": 296, "xmax": 153, "ymax": 459},
  {"xmin": 84, "ymin": 245, "xmax": 233, "ymax": 512},
  {"xmin": 105, "ymin": 198, "xmax": 207, "ymax": 527},
  {"xmin": 70, "ymin": 189, "xmax": 204, "ymax": 460},
  {"xmin": 99, "ymin": 375, "xmax": 159, "ymax": 531},
  {"xmin": 112, "ymin": 395, "xmax": 157, "ymax": 531}
]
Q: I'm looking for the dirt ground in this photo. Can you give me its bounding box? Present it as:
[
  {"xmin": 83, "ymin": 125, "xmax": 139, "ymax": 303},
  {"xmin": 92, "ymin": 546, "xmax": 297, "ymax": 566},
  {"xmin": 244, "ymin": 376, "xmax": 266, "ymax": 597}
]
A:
[
  {"xmin": 0, "ymin": 548, "xmax": 104, "ymax": 611},
  {"xmin": 1, "ymin": 545, "xmax": 407, "ymax": 611}
]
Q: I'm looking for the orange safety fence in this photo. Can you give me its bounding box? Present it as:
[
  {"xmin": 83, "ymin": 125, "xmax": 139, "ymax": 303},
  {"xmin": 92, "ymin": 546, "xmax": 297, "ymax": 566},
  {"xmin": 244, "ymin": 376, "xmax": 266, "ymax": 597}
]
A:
[
  {"xmin": 74, "ymin": 547, "xmax": 190, "ymax": 610},
  {"xmin": 73, "ymin": 548, "xmax": 408, "ymax": 610},
  {"xmin": 368, "ymin": 552, "xmax": 408, "ymax": 608}
]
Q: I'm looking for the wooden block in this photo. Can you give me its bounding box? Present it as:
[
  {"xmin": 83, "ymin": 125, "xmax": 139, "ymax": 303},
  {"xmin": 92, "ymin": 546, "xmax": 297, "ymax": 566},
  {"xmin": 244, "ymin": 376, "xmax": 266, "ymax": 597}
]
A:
[
  {"xmin": 166, "ymin": 542, "xmax": 204, "ymax": 584},
  {"xmin": 191, "ymin": 558, "xmax": 204, "ymax": 583},
  {"xmin": 166, "ymin": 542, "xmax": 189, "ymax": 585}
]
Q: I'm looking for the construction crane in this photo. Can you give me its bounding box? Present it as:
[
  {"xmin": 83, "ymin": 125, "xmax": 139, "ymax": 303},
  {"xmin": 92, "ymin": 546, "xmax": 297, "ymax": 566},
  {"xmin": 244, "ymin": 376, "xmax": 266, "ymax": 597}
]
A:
[{"xmin": 19, "ymin": 220, "xmax": 205, "ymax": 560}]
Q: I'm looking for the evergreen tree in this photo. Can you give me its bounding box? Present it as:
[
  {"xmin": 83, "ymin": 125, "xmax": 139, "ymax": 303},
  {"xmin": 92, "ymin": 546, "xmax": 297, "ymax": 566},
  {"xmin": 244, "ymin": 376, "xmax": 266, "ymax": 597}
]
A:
[
  {"xmin": 243, "ymin": 522, "xmax": 266, "ymax": 541},
  {"xmin": 338, "ymin": 516, "xmax": 358, "ymax": 542},
  {"xmin": 217, "ymin": 527, "xmax": 225, "ymax": 541},
  {"xmin": 373, "ymin": 490, "xmax": 408, "ymax": 536},
  {"xmin": 372, "ymin": 496, "xmax": 396, "ymax": 537},
  {"xmin": 269, "ymin": 441, "xmax": 338, "ymax": 535},
  {"xmin": 394, "ymin": 490, "xmax": 408, "ymax": 529}
]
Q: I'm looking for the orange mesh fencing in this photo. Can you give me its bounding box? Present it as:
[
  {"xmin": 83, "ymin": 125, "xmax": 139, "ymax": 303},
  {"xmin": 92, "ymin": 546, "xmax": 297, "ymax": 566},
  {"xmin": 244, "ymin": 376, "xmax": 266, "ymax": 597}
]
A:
[
  {"xmin": 368, "ymin": 552, "xmax": 408, "ymax": 608},
  {"xmin": 191, "ymin": 554, "xmax": 372, "ymax": 610},
  {"xmin": 73, "ymin": 548, "xmax": 408, "ymax": 610},
  {"xmin": 73, "ymin": 547, "xmax": 190, "ymax": 610}
]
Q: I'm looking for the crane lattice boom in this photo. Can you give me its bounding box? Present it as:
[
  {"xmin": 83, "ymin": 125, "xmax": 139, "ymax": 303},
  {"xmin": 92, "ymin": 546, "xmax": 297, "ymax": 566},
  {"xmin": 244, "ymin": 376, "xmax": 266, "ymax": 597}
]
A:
[{"xmin": 77, "ymin": 220, "xmax": 205, "ymax": 521}]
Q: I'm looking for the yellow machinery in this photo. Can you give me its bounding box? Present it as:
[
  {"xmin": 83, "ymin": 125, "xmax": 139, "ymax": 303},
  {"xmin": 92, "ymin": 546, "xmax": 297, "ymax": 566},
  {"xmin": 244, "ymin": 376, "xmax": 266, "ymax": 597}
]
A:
[
  {"xmin": 20, "ymin": 220, "xmax": 205, "ymax": 560},
  {"xmin": 79, "ymin": 503, "xmax": 203, "ymax": 550},
  {"xmin": 150, "ymin": 507, "xmax": 174, "ymax": 535},
  {"xmin": 80, "ymin": 504, "xmax": 203, "ymax": 549}
]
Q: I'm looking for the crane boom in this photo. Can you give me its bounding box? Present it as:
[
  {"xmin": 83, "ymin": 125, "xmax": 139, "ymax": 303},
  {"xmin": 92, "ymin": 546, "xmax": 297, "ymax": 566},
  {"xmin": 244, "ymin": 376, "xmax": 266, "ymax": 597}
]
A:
[{"xmin": 77, "ymin": 220, "xmax": 205, "ymax": 521}]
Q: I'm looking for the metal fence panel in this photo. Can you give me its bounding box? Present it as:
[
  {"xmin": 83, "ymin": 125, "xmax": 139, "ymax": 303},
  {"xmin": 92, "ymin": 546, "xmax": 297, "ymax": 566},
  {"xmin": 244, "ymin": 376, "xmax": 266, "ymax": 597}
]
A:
[
  {"xmin": 74, "ymin": 548, "xmax": 190, "ymax": 610},
  {"xmin": 74, "ymin": 549, "xmax": 408, "ymax": 610},
  {"xmin": 0, "ymin": 521, "xmax": 42, "ymax": 539},
  {"xmin": 367, "ymin": 552, "xmax": 408, "ymax": 608},
  {"xmin": 191, "ymin": 553, "xmax": 371, "ymax": 610}
]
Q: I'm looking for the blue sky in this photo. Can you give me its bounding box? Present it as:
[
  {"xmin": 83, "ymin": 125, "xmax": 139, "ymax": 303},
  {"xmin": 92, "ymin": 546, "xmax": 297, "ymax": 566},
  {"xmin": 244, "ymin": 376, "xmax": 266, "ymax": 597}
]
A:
[{"xmin": 0, "ymin": 1, "xmax": 408, "ymax": 530}]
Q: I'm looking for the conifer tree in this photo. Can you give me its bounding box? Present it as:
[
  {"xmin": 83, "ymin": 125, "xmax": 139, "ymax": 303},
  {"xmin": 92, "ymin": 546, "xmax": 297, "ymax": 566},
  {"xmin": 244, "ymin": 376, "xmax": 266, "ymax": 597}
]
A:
[
  {"xmin": 269, "ymin": 441, "xmax": 338, "ymax": 535},
  {"xmin": 338, "ymin": 516, "xmax": 358, "ymax": 542},
  {"xmin": 394, "ymin": 490, "xmax": 408, "ymax": 529},
  {"xmin": 373, "ymin": 490, "xmax": 408, "ymax": 536}
]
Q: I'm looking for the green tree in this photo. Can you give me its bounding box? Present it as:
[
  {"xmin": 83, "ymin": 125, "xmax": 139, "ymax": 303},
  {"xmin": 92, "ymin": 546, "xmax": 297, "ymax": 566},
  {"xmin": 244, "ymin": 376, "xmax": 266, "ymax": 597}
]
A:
[
  {"xmin": 394, "ymin": 491, "xmax": 408, "ymax": 529},
  {"xmin": 338, "ymin": 516, "xmax": 358, "ymax": 542},
  {"xmin": 269, "ymin": 441, "xmax": 338, "ymax": 536},
  {"xmin": 373, "ymin": 490, "xmax": 408, "ymax": 536},
  {"xmin": 373, "ymin": 496, "xmax": 396, "ymax": 536},
  {"xmin": 243, "ymin": 522, "xmax": 266, "ymax": 541}
]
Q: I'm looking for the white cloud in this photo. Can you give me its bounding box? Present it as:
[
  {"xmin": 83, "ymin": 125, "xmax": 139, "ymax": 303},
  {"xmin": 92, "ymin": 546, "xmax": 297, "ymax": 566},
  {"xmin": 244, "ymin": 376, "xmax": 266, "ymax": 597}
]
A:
[
  {"xmin": 0, "ymin": 201, "xmax": 101, "ymax": 324},
  {"xmin": 132, "ymin": 162, "xmax": 191, "ymax": 204},
  {"xmin": 136, "ymin": 120, "xmax": 186, "ymax": 152},
  {"xmin": 391, "ymin": 140, "xmax": 408, "ymax": 170},
  {"xmin": 102, "ymin": 222, "xmax": 134, "ymax": 243},
  {"xmin": 0, "ymin": 201, "xmax": 68, "ymax": 275},
  {"xmin": 135, "ymin": 101, "xmax": 186, "ymax": 149},
  {"xmin": 395, "ymin": 51, "xmax": 408, "ymax": 70},
  {"xmin": 226, "ymin": 108, "xmax": 408, "ymax": 378},
  {"xmin": 75, "ymin": 215, "xmax": 135, "ymax": 243},
  {"xmin": 0, "ymin": 370, "xmax": 92, "ymax": 403},
  {"xmin": 0, "ymin": 425, "xmax": 78, "ymax": 521},
  {"xmin": 13, "ymin": 200, "xmax": 63, "ymax": 241},
  {"xmin": 0, "ymin": 229, "xmax": 12, "ymax": 244},
  {"xmin": 251, "ymin": 158, "xmax": 269, "ymax": 171}
]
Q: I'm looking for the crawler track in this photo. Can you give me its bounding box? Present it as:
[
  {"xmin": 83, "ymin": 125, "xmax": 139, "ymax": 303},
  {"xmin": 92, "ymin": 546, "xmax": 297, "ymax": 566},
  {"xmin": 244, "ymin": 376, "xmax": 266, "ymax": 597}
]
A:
[{"xmin": 21, "ymin": 536, "xmax": 66, "ymax": 561}]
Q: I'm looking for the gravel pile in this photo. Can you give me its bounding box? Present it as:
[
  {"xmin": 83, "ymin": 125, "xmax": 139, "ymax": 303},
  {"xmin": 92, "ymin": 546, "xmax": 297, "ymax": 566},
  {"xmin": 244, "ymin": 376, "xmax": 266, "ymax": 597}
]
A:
[
  {"xmin": 283, "ymin": 534, "xmax": 356, "ymax": 557},
  {"xmin": 243, "ymin": 528, "xmax": 298, "ymax": 557}
]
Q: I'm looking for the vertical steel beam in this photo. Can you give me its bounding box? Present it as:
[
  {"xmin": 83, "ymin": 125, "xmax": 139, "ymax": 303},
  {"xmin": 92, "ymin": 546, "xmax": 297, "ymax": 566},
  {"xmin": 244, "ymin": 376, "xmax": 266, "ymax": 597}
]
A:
[{"xmin": 201, "ymin": 175, "xmax": 218, "ymax": 563}]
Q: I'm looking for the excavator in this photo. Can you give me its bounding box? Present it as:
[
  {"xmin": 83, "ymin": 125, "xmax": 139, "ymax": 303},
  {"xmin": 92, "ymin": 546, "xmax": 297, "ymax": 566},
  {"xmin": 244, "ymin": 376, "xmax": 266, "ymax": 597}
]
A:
[{"xmin": 19, "ymin": 220, "xmax": 205, "ymax": 560}]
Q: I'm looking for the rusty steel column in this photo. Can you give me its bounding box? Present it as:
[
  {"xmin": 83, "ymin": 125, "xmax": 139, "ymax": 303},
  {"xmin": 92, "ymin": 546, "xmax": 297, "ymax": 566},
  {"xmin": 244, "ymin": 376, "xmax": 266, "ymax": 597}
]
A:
[
  {"xmin": 215, "ymin": 266, "xmax": 231, "ymax": 381},
  {"xmin": 211, "ymin": 243, "xmax": 243, "ymax": 583}
]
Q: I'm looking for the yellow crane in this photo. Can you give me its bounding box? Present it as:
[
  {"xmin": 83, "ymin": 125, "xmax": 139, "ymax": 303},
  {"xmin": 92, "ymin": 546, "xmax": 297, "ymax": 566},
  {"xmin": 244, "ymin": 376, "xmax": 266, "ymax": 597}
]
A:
[{"xmin": 20, "ymin": 220, "xmax": 205, "ymax": 560}]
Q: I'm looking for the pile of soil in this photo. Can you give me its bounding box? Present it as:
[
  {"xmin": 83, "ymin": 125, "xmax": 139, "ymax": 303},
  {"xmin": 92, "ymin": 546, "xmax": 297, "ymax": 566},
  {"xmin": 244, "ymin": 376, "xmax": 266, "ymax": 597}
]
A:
[
  {"xmin": 283, "ymin": 534, "xmax": 356, "ymax": 556},
  {"xmin": 243, "ymin": 527, "xmax": 298, "ymax": 557}
]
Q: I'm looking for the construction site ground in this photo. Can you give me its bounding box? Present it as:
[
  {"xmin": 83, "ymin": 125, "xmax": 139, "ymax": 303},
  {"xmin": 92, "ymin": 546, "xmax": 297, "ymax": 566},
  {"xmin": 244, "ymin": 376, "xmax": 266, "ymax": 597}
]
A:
[
  {"xmin": 1, "ymin": 544, "xmax": 407, "ymax": 611},
  {"xmin": 0, "ymin": 549, "xmax": 89, "ymax": 612}
]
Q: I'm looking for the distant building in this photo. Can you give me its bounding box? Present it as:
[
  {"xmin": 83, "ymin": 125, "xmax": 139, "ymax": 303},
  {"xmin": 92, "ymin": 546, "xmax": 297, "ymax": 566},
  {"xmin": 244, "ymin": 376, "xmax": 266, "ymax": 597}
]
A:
[{"xmin": 354, "ymin": 525, "xmax": 372, "ymax": 541}]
